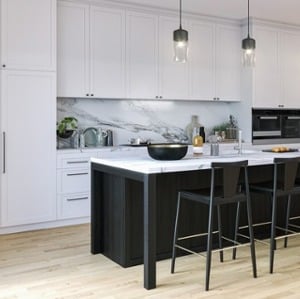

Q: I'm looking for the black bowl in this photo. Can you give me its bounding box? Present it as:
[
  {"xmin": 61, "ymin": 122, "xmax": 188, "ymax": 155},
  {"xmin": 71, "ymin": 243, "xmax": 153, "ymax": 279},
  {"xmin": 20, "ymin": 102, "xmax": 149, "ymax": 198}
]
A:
[
  {"xmin": 147, "ymin": 143, "xmax": 188, "ymax": 160},
  {"xmin": 57, "ymin": 130, "xmax": 74, "ymax": 139}
]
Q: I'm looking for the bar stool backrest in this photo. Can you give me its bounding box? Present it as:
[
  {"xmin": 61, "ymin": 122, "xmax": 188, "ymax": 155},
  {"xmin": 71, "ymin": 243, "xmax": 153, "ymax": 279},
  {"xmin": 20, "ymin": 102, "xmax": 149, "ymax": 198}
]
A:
[
  {"xmin": 273, "ymin": 157, "xmax": 300, "ymax": 191},
  {"xmin": 211, "ymin": 160, "xmax": 248, "ymax": 198}
]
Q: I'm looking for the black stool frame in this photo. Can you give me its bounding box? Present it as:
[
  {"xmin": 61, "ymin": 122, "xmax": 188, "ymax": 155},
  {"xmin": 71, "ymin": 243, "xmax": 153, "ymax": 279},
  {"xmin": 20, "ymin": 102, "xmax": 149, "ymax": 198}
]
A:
[{"xmin": 171, "ymin": 160, "xmax": 257, "ymax": 291}]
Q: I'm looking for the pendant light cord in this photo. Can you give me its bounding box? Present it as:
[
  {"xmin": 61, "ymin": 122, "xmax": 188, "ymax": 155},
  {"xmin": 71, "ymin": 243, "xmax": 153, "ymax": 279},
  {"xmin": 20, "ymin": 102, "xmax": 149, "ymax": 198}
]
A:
[
  {"xmin": 179, "ymin": 0, "xmax": 182, "ymax": 29},
  {"xmin": 247, "ymin": 0, "xmax": 250, "ymax": 37}
]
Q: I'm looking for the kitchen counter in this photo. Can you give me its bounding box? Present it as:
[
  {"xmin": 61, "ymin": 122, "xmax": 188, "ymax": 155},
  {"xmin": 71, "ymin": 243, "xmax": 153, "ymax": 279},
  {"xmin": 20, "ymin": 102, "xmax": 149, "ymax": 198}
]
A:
[{"xmin": 90, "ymin": 144, "xmax": 300, "ymax": 290}]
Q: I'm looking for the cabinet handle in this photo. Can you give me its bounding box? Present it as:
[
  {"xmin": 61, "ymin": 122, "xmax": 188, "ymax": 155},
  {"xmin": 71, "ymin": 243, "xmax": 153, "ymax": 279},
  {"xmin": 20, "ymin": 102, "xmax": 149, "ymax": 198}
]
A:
[
  {"xmin": 159, "ymin": 96, "xmax": 163, "ymax": 99},
  {"xmin": 67, "ymin": 172, "xmax": 88, "ymax": 176},
  {"xmin": 91, "ymin": 94, "xmax": 94, "ymax": 96},
  {"xmin": 86, "ymin": 93, "xmax": 89, "ymax": 96},
  {"xmin": 67, "ymin": 160, "xmax": 89, "ymax": 164},
  {"xmin": 67, "ymin": 196, "xmax": 88, "ymax": 201},
  {"xmin": 2, "ymin": 132, "xmax": 5, "ymax": 173},
  {"xmin": 2, "ymin": 64, "xmax": 6, "ymax": 68},
  {"xmin": 278, "ymin": 104, "xmax": 284, "ymax": 108}
]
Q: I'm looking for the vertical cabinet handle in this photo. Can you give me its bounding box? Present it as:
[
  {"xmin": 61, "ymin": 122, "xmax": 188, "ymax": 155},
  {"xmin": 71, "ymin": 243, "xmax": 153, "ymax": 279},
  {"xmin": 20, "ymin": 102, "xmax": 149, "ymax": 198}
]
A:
[{"xmin": 2, "ymin": 132, "xmax": 6, "ymax": 173}]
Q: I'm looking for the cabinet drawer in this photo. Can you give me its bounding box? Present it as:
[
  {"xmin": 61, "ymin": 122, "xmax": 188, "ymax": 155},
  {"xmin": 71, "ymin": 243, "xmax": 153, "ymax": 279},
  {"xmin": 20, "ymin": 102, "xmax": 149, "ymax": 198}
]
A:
[
  {"xmin": 57, "ymin": 193, "xmax": 90, "ymax": 219},
  {"xmin": 57, "ymin": 168, "xmax": 90, "ymax": 194}
]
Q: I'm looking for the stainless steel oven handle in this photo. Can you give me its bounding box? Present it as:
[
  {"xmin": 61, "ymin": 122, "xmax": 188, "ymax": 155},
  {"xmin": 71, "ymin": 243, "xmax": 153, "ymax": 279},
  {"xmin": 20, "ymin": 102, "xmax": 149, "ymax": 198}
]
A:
[
  {"xmin": 258, "ymin": 116, "xmax": 279, "ymax": 120},
  {"xmin": 253, "ymin": 131, "xmax": 282, "ymax": 137},
  {"xmin": 286, "ymin": 116, "xmax": 300, "ymax": 120},
  {"xmin": 2, "ymin": 132, "xmax": 5, "ymax": 174}
]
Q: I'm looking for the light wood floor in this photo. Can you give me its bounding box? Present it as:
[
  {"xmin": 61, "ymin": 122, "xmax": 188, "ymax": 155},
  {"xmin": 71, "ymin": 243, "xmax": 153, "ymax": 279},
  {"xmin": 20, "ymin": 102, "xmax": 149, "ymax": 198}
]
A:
[{"xmin": 0, "ymin": 224, "xmax": 300, "ymax": 299}]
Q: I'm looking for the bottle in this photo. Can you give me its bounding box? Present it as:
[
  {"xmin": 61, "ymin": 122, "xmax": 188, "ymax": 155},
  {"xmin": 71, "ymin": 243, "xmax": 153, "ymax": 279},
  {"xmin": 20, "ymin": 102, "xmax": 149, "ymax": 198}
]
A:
[
  {"xmin": 185, "ymin": 115, "xmax": 201, "ymax": 144},
  {"xmin": 199, "ymin": 126, "xmax": 205, "ymax": 143},
  {"xmin": 192, "ymin": 127, "xmax": 203, "ymax": 155},
  {"xmin": 107, "ymin": 130, "xmax": 113, "ymax": 146}
]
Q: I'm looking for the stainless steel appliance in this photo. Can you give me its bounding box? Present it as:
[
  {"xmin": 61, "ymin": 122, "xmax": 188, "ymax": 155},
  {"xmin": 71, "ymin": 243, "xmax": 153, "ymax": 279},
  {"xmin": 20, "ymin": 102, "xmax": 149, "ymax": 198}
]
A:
[{"xmin": 252, "ymin": 109, "xmax": 300, "ymax": 144}]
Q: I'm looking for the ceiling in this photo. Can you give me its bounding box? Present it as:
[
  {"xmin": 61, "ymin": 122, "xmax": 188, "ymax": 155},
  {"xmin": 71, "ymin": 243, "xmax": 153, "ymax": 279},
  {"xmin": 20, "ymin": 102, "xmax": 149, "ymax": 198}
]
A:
[{"xmin": 108, "ymin": 0, "xmax": 300, "ymax": 26}]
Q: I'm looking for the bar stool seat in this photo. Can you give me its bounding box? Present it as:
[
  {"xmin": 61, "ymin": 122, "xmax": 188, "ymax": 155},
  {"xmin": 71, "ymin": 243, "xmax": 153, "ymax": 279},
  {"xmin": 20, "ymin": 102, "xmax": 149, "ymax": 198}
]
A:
[{"xmin": 171, "ymin": 160, "xmax": 257, "ymax": 291}]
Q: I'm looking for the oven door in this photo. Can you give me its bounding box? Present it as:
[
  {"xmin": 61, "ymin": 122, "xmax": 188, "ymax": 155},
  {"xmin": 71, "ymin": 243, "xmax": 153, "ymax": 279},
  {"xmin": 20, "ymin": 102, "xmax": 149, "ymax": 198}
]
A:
[
  {"xmin": 252, "ymin": 115, "xmax": 282, "ymax": 139},
  {"xmin": 282, "ymin": 116, "xmax": 300, "ymax": 138}
]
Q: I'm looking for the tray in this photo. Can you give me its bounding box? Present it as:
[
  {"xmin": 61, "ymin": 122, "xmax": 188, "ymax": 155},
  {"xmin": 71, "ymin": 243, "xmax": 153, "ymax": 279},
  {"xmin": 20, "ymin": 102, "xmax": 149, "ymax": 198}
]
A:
[{"xmin": 262, "ymin": 148, "xmax": 299, "ymax": 153}]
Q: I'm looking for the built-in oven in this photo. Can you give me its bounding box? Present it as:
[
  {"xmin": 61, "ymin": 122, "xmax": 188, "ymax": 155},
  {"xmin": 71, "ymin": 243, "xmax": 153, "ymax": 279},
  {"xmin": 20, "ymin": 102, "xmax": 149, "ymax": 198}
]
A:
[
  {"xmin": 281, "ymin": 111, "xmax": 300, "ymax": 138},
  {"xmin": 252, "ymin": 109, "xmax": 300, "ymax": 144},
  {"xmin": 252, "ymin": 110, "xmax": 282, "ymax": 142}
]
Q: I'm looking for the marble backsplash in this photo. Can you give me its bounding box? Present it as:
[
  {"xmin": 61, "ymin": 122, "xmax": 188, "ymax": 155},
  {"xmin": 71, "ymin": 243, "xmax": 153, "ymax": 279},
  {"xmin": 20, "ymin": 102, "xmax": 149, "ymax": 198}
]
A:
[{"xmin": 57, "ymin": 98, "xmax": 234, "ymax": 146}]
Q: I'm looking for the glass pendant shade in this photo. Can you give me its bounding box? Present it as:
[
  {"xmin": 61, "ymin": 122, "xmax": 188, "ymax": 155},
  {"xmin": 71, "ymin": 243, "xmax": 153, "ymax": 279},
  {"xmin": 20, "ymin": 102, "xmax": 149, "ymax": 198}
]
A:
[
  {"xmin": 242, "ymin": 36, "xmax": 256, "ymax": 67},
  {"xmin": 173, "ymin": 27, "xmax": 188, "ymax": 63}
]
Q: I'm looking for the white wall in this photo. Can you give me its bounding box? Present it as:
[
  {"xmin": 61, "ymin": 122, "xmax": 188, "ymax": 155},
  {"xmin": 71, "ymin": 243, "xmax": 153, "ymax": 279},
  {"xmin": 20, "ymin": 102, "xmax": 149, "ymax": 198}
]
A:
[{"xmin": 57, "ymin": 98, "xmax": 239, "ymax": 145}]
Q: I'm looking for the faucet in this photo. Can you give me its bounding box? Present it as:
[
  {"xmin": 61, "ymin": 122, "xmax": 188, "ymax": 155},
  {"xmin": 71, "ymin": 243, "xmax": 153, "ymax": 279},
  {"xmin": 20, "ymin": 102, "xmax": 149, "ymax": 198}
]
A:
[{"xmin": 234, "ymin": 130, "xmax": 242, "ymax": 154}]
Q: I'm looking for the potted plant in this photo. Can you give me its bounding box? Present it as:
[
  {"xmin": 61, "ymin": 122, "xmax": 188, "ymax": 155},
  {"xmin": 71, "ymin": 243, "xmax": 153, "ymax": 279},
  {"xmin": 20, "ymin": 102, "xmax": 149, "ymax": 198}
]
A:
[{"xmin": 56, "ymin": 116, "xmax": 78, "ymax": 138}]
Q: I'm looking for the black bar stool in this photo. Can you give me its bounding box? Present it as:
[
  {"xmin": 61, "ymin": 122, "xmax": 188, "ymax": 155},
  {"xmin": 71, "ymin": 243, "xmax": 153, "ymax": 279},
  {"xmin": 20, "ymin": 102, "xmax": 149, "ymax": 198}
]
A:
[
  {"xmin": 171, "ymin": 160, "xmax": 257, "ymax": 291},
  {"xmin": 246, "ymin": 157, "xmax": 300, "ymax": 273}
]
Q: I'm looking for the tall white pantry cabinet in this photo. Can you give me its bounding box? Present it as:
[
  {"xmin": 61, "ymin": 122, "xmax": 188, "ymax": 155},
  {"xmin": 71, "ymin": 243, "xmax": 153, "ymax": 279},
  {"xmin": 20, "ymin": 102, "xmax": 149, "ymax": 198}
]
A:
[{"xmin": 0, "ymin": 0, "xmax": 57, "ymax": 228}]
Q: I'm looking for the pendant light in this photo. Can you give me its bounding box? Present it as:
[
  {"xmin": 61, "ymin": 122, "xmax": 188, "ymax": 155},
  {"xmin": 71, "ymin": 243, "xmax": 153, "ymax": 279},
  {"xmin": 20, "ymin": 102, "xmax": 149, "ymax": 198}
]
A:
[
  {"xmin": 173, "ymin": 0, "xmax": 188, "ymax": 63},
  {"xmin": 242, "ymin": 0, "xmax": 256, "ymax": 67}
]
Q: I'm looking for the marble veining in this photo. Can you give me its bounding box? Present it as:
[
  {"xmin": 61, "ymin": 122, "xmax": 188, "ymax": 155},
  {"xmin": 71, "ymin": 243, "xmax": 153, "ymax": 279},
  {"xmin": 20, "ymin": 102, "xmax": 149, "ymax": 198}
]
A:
[{"xmin": 57, "ymin": 98, "xmax": 233, "ymax": 145}]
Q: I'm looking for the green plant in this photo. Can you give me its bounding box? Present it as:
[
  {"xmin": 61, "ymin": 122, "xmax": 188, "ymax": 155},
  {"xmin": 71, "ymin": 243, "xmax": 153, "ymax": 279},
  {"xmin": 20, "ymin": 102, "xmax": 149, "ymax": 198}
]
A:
[{"xmin": 57, "ymin": 117, "xmax": 78, "ymax": 135}]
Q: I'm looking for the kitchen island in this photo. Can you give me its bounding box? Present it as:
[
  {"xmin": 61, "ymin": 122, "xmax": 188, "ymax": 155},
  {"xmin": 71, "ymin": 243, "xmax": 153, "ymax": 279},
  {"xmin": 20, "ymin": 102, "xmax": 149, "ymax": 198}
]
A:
[{"xmin": 90, "ymin": 148, "xmax": 300, "ymax": 290}]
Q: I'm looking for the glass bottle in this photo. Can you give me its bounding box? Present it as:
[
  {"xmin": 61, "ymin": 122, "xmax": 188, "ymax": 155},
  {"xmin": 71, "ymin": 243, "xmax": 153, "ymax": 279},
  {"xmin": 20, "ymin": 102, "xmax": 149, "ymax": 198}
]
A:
[
  {"xmin": 192, "ymin": 127, "xmax": 203, "ymax": 155},
  {"xmin": 185, "ymin": 115, "xmax": 201, "ymax": 144},
  {"xmin": 199, "ymin": 126, "xmax": 205, "ymax": 143}
]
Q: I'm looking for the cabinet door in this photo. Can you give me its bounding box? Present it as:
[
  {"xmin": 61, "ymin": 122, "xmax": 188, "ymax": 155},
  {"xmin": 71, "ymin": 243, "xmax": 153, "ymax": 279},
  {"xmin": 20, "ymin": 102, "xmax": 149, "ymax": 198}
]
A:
[
  {"xmin": 253, "ymin": 27, "xmax": 280, "ymax": 108},
  {"xmin": 189, "ymin": 21, "xmax": 214, "ymax": 101},
  {"xmin": 1, "ymin": 71, "xmax": 56, "ymax": 226},
  {"xmin": 57, "ymin": 1, "xmax": 89, "ymax": 97},
  {"xmin": 215, "ymin": 25, "xmax": 241, "ymax": 101},
  {"xmin": 281, "ymin": 31, "xmax": 300, "ymax": 108},
  {"xmin": 90, "ymin": 6, "xmax": 126, "ymax": 98},
  {"xmin": 159, "ymin": 16, "xmax": 189, "ymax": 100},
  {"xmin": 126, "ymin": 11, "xmax": 159, "ymax": 99},
  {"xmin": 0, "ymin": 0, "xmax": 56, "ymax": 71}
]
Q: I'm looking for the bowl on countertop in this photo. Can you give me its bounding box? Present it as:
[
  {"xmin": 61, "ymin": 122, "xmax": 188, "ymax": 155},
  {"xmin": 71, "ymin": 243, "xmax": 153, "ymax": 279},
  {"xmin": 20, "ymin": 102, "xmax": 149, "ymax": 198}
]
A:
[{"xmin": 147, "ymin": 143, "xmax": 188, "ymax": 160}]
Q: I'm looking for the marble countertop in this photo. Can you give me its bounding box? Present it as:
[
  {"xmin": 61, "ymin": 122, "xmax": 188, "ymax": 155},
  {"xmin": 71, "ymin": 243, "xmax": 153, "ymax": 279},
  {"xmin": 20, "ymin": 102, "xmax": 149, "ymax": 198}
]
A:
[{"xmin": 90, "ymin": 147, "xmax": 300, "ymax": 174}]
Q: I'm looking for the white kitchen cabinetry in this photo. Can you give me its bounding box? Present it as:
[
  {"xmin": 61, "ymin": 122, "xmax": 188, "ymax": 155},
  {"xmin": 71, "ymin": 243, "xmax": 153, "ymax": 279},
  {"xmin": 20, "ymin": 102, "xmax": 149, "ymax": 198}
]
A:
[
  {"xmin": 215, "ymin": 25, "xmax": 241, "ymax": 101},
  {"xmin": 159, "ymin": 16, "xmax": 189, "ymax": 100},
  {"xmin": 57, "ymin": 1, "xmax": 125, "ymax": 98},
  {"xmin": 126, "ymin": 11, "xmax": 159, "ymax": 99},
  {"xmin": 252, "ymin": 26, "xmax": 281, "ymax": 108},
  {"xmin": 0, "ymin": 0, "xmax": 56, "ymax": 71},
  {"xmin": 189, "ymin": 22, "xmax": 241, "ymax": 101},
  {"xmin": 280, "ymin": 31, "xmax": 300, "ymax": 108},
  {"xmin": 56, "ymin": 152, "xmax": 97, "ymax": 219},
  {"xmin": 252, "ymin": 24, "xmax": 300, "ymax": 109},
  {"xmin": 0, "ymin": 71, "xmax": 56, "ymax": 226}
]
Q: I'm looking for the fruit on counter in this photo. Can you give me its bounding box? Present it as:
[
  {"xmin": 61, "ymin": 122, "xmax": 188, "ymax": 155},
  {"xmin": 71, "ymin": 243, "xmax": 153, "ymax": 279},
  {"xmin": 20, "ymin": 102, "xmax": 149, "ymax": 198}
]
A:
[{"xmin": 271, "ymin": 146, "xmax": 289, "ymax": 152}]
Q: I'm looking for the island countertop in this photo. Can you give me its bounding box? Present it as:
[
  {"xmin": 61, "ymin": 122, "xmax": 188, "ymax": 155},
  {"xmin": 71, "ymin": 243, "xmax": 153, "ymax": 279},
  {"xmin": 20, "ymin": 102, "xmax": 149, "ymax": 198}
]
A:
[{"xmin": 90, "ymin": 147, "xmax": 300, "ymax": 174}]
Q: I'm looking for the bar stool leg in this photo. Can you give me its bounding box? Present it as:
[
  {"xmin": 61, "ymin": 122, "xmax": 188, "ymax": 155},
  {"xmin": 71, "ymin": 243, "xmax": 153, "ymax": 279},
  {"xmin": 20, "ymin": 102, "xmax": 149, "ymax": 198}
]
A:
[
  {"xmin": 205, "ymin": 202, "xmax": 214, "ymax": 291},
  {"xmin": 232, "ymin": 201, "xmax": 241, "ymax": 260},
  {"xmin": 270, "ymin": 192, "xmax": 277, "ymax": 274},
  {"xmin": 171, "ymin": 194, "xmax": 181, "ymax": 274},
  {"xmin": 217, "ymin": 205, "xmax": 224, "ymax": 262},
  {"xmin": 284, "ymin": 195, "xmax": 291, "ymax": 248}
]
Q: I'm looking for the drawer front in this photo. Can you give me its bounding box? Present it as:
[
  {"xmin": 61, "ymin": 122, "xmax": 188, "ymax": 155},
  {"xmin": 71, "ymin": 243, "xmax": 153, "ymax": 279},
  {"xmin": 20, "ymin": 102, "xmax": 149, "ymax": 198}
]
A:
[
  {"xmin": 61, "ymin": 157, "xmax": 91, "ymax": 169},
  {"xmin": 58, "ymin": 193, "xmax": 90, "ymax": 219},
  {"xmin": 57, "ymin": 168, "xmax": 90, "ymax": 194}
]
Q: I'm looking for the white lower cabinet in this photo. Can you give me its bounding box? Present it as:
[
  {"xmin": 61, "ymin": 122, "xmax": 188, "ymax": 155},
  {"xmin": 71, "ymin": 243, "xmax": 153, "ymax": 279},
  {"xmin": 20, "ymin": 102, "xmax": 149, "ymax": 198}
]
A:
[{"xmin": 56, "ymin": 151, "xmax": 97, "ymax": 220}]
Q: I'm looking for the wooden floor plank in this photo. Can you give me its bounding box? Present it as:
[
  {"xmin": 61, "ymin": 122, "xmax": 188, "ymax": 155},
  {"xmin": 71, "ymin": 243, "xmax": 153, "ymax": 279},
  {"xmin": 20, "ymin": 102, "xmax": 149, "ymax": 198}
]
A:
[{"xmin": 0, "ymin": 224, "xmax": 300, "ymax": 298}]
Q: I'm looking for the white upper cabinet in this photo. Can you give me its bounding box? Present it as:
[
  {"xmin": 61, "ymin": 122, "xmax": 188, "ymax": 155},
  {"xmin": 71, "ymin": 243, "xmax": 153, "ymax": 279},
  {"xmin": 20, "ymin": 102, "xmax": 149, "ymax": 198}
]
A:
[
  {"xmin": 90, "ymin": 6, "xmax": 125, "ymax": 98},
  {"xmin": 0, "ymin": 0, "xmax": 56, "ymax": 71},
  {"xmin": 215, "ymin": 25, "xmax": 241, "ymax": 101},
  {"xmin": 159, "ymin": 16, "xmax": 189, "ymax": 100},
  {"xmin": 280, "ymin": 30, "xmax": 300, "ymax": 108},
  {"xmin": 188, "ymin": 21, "xmax": 214, "ymax": 101},
  {"xmin": 57, "ymin": 2, "xmax": 89, "ymax": 98},
  {"xmin": 126, "ymin": 11, "xmax": 159, "ymax": 99},
  {"xmin": 57, "ymin": 2, "xmax": 125, "ymax": 98},
  {"xmin": 253, "ymin": 26, "xmax": 280, "ymax": 108}
]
